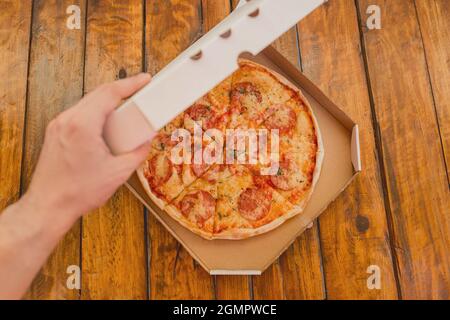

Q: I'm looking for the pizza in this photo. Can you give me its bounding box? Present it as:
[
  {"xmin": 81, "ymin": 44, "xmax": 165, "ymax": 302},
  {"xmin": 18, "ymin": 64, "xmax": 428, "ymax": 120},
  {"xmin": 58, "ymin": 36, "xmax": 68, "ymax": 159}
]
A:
[{"xmin": 137, "ymin": 59, "xmax": 324, "ymax": 240}]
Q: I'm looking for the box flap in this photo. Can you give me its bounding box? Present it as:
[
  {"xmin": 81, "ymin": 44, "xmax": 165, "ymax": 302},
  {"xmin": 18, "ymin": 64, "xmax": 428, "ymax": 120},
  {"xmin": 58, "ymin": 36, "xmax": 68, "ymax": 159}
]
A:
[{"xmin": 104, "ymin": 0, "xmax": 326, "ymax": 154}]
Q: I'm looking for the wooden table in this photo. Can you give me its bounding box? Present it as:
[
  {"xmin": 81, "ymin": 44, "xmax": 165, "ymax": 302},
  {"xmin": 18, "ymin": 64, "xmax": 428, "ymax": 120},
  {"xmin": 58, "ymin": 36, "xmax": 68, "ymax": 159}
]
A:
[{"xmin": 0, "ymin": 0, "xmax": 448, "ymax": 300}]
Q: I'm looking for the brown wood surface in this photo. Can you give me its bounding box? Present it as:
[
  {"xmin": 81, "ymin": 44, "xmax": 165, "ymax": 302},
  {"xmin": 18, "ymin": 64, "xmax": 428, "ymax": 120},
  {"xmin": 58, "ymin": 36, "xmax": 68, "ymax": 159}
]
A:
[
  {"xmin": 22, "ymin": 0, "xmax": 86, "ymax": 300},
  {"xmin": 357, "ymin": 0, "xmax": 450, "ymax": 299},
  {"xmin": 145, "ymin": 0, "xmax": 215, "ymax": 300},
  {"xmin": 1, "ymin": 0, "xmax": 449, "ymax": 300},
  {"xmin": 81, "ymin": 0, "xmax": 147, "ymax": 299},
  {"xmin": 297, "ymin": 0, "xmax": 398, "ymax": 299},
  {"xmin": 0, "ymin": 1, "xmax": 32, "ymax": 296},
  {"xmin": 415, "ymin": 0, "xmax": 450, "ymax": 184},
  {"xmin": 0, "ymin": 2, "xmax": 31, "ymax": 209}
]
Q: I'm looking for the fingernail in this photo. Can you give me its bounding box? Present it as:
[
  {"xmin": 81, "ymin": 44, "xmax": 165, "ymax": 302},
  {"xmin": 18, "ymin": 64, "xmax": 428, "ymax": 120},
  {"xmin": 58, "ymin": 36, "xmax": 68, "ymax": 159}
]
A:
[{"xmin": 139, "ymin": 72, "xmax": 151, "ymax": 80}]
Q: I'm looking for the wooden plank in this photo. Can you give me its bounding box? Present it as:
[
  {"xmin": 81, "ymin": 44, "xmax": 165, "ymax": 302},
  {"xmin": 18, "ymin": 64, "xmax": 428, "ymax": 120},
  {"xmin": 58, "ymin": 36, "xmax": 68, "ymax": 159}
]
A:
[
  {"xmin": 0, "ymin": 0, "xmax": 33, "ymax": 295},
  {"xmin": 0, "ymin": 2, "xmax": 31, "ymax": 209},
  {"xmin": 232, "ymin": 0, "xmax": 327, "ymax": 300},
  {"xmin": 278, "ymin": 229, "xmax": 325, "ymax": 299},
  {"xmin": 202, "ymin": 0, "xmax": 251, "ymax": 301},
  {"xmin": 215, "ymin": 275, "xmax": 251, "ymax": 300},
  {"xmin": 415, "ymin": 0, "xmax": 450, "ymax": 184},
  {"xmin": 81, "ymin": 0, "xmax": 147, "ymax": 299},
  {"xmin": 201, "ymin": 0, "xmax": 230, "ymax": 32},
  {"xmin": 357, "ymin": 0, "xmax": 450, "ymax": 299},
  {"xmin": 145, "ymin": 0, "xmax": 214, "ymax": 299},
  {"xmin": 297, "ymin": 0, "xmax": 398, "ymax": 299},
  {"xmin": 253, "ymin": 262, "xmax": 285, "ymax": 300},
  {"xmin": 22, "ymin": 0, "xmax": 86, "ymax": 300}
]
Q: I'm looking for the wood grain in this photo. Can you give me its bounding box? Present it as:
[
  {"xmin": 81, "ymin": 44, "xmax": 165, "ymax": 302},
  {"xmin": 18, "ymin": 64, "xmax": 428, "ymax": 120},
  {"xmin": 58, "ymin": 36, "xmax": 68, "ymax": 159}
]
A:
[
  {"xmin": 215, "ymin": 275, "xmax": 251, "ymax": 300},
  {"xmin": 415, "ymin": 0, "xmax": 450, "ymax": 184},
  {"xmin": 358, "ymin": 0, "xmax": 450, "ymax": 299},
  {"xmin": 146, "ymin": 0, "xmax": 214, "ymax": 299},
  {"xmin": 0, "ymin": 2, "xmax": 31, "ymax": 209},
  {"xmin": 277, "ymin": 224, "xmax": 325, "ymax": 299},
  {"xmin": 81, "ymin": 0, "xmax": 147, "ymax": 299},
  {"xmin": 253, "ymin": 261, "xmax": 285, "ymax": 300},
  {"xmin": 201, "ymin": 0, "xmax": 230, "ymax": 31},
  {"xmin": 298, "ymin": 0, "xmax": 398, "ymax": 299},
  {"xmin": 22, "ymin": 0, "xmax": 86, "ymax": 300}
]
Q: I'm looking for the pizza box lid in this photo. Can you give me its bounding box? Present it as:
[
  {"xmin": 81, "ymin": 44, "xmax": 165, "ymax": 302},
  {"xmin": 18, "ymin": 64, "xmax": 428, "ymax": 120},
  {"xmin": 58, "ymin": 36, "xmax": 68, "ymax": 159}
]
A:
[
  {"xmin": 103, "ymin": 0, "xmax": 327, "ymax": 154},
  {"xmin": 125, "ymin": 47, "xmax": 362, "ymax": 275}
]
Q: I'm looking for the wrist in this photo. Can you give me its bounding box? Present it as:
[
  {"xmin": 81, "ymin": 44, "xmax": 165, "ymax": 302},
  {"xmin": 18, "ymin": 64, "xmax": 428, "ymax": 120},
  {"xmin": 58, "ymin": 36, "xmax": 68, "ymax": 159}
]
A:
[{"xmin": 19, "ymin": 191, "xmax": 78, "ymax": 237}]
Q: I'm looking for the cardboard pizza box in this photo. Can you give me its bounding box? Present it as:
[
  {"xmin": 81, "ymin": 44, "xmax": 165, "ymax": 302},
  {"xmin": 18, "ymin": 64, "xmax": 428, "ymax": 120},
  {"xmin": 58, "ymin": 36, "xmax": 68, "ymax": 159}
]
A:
[
  {"xmin": 126, "ymin": 47, "xmax": 361, "ymax": 274},
  {"xmin": 106, "ymin": 0, "xmax": 362, "ymax": 274}
]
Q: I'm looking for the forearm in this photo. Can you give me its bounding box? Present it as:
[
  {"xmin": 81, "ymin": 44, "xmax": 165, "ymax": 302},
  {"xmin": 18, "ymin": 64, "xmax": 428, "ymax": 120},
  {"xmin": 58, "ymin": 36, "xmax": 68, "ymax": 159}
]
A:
[
  {"xmin": 0, "ymin": 74, "xmax": 150, "ymax": 300},
  {"xmin": 0, "ymin": 194, "xmax": 75, "ymax": 299}
]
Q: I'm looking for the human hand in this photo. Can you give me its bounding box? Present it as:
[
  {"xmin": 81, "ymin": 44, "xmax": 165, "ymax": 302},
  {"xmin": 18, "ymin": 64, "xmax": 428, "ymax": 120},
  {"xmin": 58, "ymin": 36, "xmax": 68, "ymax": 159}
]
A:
[{"xmin": 23, "ymin": 73, "xmax": 152, "ymax": 229}]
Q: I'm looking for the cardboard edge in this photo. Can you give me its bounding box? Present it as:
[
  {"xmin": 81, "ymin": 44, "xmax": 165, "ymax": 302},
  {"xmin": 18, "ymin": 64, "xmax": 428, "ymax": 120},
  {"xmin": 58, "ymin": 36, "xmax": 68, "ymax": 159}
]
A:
[
  {"xmin": 124, "ymin": 182, "xmax": 213, "ymax": 273},
  {"xmin": 262, "ymin": 46, "xmax": 358, "ymax": 130},
  {"xmin": 259, "ymin": 171, "xmax": 361, "ymax": 273},
  {"xmin": 262, "ymin": 45, "xmax": 362, "ymax": 176},
  {"xmin": 247, "ymin": 46, "xmax": 363, "ymax": 274},
  {"xmin": 128, "ymin": 179, "xmax": 264, "ymax": 275},
  {"xmin": 351, "ymin": 124, "xmax": 362, "ymax": 172},
  {"xmin": 235, "ymin": 0, "xmax": 247, "ymax": 9},
  {"xmin": 210, "ymin": 270, "xmax": 262, "ymax": 276}
]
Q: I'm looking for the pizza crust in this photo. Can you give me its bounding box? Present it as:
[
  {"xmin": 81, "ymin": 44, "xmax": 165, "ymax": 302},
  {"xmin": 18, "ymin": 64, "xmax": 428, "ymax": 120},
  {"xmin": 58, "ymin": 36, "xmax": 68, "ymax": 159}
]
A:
[
  {"xmin": 164, "ymin": 205, "xmax": 214, "ymax": 240},
  {"xmin": 137, "ymin": 59, "xmax": 324, "ymax": 240},
  {"xmin": 211, "ymin": 205, "xmax": 310, "ymax": 240},
  {"xmin": 138, "ymin": 164, "xmax": 215, "ymax": 240},
  {"xmin": 136, "ymin": 165, "xmax": 172, "ymax": 211},
  {"xmin": 237, "ymin": 59, "xmax": 302, "ymax": 100}
]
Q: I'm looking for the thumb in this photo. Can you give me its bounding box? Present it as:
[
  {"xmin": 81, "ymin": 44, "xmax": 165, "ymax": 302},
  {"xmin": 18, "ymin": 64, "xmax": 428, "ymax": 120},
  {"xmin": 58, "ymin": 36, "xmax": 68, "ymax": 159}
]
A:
[
  {"xmin": 115, "ymin": 141, "xmax": 152, "ymax": 173},
  {"xmin": 112, "ymin": 72, "xmax": 152, "ymax": 101},
  {"xmin": 91, "ymin": 73, "xmax": 152, "ymax": 118}
]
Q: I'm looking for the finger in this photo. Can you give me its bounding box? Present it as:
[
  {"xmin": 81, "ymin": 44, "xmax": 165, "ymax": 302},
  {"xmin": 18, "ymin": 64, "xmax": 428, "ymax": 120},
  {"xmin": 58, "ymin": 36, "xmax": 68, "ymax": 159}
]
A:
[
  {"xmin": 114, "ymin": 141, "xmax": 152, "ymax": 175},
  {"xmin": 87, "ymin": 73, "xmax": 152, "ymax": 116},
  {"xmin": 110, "ymin": 72, "xmax": 152, "ymax": 101}
]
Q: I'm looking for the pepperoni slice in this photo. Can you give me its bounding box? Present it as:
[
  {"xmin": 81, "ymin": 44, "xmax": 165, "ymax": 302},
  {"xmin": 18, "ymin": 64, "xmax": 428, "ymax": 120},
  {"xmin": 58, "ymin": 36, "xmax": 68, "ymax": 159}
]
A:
[
  {"xmin": 191, "ymin": 163, "xmax": 208, "ymax": 178},
  {"xmin": 180, "ymin": 191, "xmax": 215, "ymax": 227},
  {"xmin": 186, "ymin": 103, "xmax": 217, "ymax": 129},
  {"xmin": 238, "ymin": 187, "xmax": 272, "ymax": 221},
  {"xmin": 146, "ymin": 154, "xmax": 173, "ymax": 188},
  {"xmin": 270, "ymin": 156, "xmax": 305, "ymax": 191},
  {"xmin": 231, "ymin": 82, "xmax": 263, "ymax": 112},
  {"xmin": 190, "ymin": 145, "xmax": 210, "ymax": 178},
  {"xmin": 264, "ymin": 104, "xmax": 296, "ymax": 134},
  {"xmin": 151, "ymin": 133, "xmax": 178, "ymax": 151}
]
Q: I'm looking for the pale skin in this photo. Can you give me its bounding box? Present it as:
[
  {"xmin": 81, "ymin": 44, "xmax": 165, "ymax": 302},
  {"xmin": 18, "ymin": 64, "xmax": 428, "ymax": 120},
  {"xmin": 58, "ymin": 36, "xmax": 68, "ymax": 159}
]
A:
[{"xmin": 0, "ymin": 73, "xmax": 152, "ymax": 299}]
